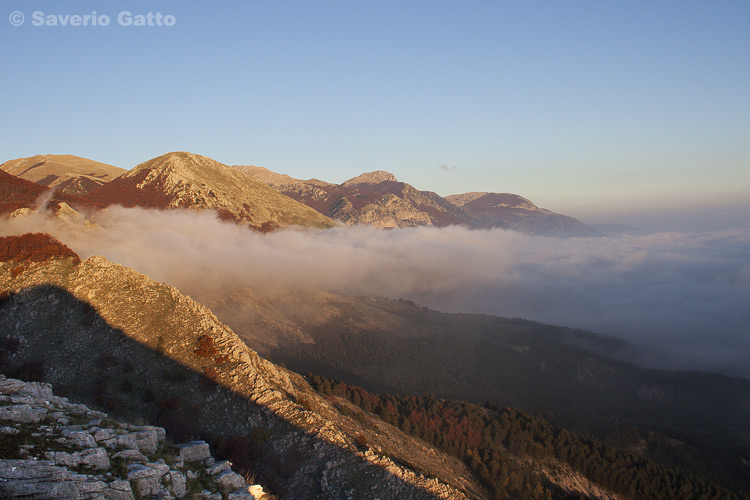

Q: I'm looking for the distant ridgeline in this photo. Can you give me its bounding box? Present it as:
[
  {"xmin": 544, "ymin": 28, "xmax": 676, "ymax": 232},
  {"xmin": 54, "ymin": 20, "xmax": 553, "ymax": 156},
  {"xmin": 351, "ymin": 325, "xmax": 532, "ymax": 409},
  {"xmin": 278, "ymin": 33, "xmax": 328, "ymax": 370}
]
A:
[{"xmin": 309, "ymin": 375, "xmax": 750, "ymax": 500}]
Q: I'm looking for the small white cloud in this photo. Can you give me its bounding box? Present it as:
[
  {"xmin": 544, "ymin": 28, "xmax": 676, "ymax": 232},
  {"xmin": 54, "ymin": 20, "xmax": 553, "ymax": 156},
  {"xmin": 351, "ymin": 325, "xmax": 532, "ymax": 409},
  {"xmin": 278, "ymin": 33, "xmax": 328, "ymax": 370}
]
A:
[{"xmin": 439, "ymin": 164, "xmax": 456, "ymax": 172}]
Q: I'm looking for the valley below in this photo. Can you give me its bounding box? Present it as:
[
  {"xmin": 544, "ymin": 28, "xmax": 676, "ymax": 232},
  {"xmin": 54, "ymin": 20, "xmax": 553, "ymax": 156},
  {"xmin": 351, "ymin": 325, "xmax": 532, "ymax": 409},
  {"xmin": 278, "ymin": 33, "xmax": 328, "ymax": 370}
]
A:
[{"xmin": 1, "ymin": 152, "xmax": 749, "ymax": 499}]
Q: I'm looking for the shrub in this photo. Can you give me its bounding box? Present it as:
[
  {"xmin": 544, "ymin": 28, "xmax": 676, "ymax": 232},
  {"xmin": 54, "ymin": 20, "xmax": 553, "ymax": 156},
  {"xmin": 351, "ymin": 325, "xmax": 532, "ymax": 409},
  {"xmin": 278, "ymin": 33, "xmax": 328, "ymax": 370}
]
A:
[
  {"xmin": 194, "ymin": 335, "xmax": 217, "ymax": 358},
  {"xmin": 356, "ymin": 434, "xmax": 368, "ymax": 448},
  {"xmin": 0, "ymin": 233, "xmax": 80, "ymax": 263}
]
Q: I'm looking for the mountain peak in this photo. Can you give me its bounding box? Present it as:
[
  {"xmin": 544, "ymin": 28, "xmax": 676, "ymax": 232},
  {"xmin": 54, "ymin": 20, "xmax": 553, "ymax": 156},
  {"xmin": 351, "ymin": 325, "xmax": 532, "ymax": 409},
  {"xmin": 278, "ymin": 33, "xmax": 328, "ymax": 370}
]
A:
[
  {"xmin": 132, "ymin": 151, "xmax": 217, "ymax": 178},
  {"xmin": 85, "ymin": 151, "xmax": 335, "ymax": 229},
  {"xmin": 343, "ymin": 171, "xmax": 398, "ymax": 186},
  {"xmin": 446, "ymin": 192, "xmax": 537, "ymax": 210}
]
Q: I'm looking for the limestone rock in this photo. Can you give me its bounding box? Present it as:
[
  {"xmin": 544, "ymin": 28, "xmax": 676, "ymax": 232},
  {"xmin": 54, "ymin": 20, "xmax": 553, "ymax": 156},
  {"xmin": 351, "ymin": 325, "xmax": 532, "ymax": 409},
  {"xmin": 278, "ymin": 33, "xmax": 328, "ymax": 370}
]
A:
[
  {"xmin": 0, "ymin": 377, "xmax": 261, "ymax": 500},
  {"xmin": 61, "ymin": 429, "xmax": 98, "ymax": 448},
  {"xmin": 127, "ymin": 462, "xmax": 170, "ymax": 497},
  {"xmin": 215, "ymin": 469, "xmax": 246, "ymax": 491},
  {"xmin": 176, "ymin": 441, "xmax": 211, "ymax": 462},
  {"xmin": 0, "ymin": 459, "xmax": 106, "ymax": 500},
  {"xmin": 103, "ymin": 479, "xmax": 136, "ymax": 500},
  {"xmin": 206, "ymin": 460, "xmax": 232, "ymax": 475},
  {"xmin": 112, "ymin": 449, "xmax": 148, "ymax": 463},
  {"xmin": 44, "ymin": 447, "xmax": 110, "ymax": 470},
  {"xmin": 169, "ymin": 470, "xmax": 187, "ymax": 498},
  {"xmin": 0, "ymin": 404, "xmax": 47, "ymax": 423},
  {"xmin": 0, "ymin": 376, "xmax": 26, "ymax": 395}
]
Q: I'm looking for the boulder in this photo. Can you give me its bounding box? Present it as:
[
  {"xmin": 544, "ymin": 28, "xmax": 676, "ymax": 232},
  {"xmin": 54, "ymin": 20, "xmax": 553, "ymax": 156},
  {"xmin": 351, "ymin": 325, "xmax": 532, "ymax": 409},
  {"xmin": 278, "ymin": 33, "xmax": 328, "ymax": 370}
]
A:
[
  {"xmin": 61, "ymin": 429, "xmax": 98, "ymax": 448},
  {"xmin": 176, "ymin": 440, "xmax": 211, "ymax": 462},
  {"xmin": 112, "ymin": 449, "xmax": 148, "ymax": 463},
  {"xmin": 215, "ymin": 470, "xmax": 246, "ymax": 490},
  {"xmin": 127, "ymin": 462, "xmax": 170, "ymax": 498},
  {"xmin": 103, "ymin": 479, "xmax": 136, "ymax": 500},
  {"xmin": 0, "ymin": 376, "xmax": 26, "ymax": 395},
  {"xmin": 169, "ymin": 470, "xmax": 187, "ymax": 498},
  {"xmin": 206, "ymin": 460, "xmax": 232, "ymax": 475}
]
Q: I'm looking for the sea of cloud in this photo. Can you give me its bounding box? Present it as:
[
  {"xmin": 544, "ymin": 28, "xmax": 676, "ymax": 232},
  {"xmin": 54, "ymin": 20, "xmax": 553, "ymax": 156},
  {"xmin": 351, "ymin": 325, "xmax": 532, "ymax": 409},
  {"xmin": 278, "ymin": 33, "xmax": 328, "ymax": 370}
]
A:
[{"xmin": 3, "ymin": 206, "xmax": 749, "ymax": 377}]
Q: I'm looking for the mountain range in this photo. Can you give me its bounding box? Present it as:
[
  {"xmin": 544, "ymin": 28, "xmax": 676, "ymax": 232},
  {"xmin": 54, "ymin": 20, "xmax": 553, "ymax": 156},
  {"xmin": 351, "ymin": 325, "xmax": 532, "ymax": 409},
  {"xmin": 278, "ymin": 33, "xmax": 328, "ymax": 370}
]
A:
[
  {"xmin": 2, "ymin": 151, "xmax": 748, "ymax": 499},
  {"xmin": 236, "ymin": 165, "xmax": 602, "ymax": 236},
  {"xmin": 2, "ymin": 151, "xmax": 601, "ymax": 236}
]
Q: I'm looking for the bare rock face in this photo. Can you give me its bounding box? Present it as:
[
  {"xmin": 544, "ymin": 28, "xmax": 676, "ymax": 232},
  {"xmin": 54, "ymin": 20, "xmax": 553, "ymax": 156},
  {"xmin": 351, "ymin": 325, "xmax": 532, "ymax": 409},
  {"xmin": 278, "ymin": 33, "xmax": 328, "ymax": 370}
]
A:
[
  {"xmin": 236, "ymin": 165, "xmax": 600, "ymax": 235},
  {"xmin": 0, "ymin": 375, "xmax": 261, "ymax": 500},
  {"xmin": 237, "ymin": 166, "xmax": 474, "ymax": 229}
]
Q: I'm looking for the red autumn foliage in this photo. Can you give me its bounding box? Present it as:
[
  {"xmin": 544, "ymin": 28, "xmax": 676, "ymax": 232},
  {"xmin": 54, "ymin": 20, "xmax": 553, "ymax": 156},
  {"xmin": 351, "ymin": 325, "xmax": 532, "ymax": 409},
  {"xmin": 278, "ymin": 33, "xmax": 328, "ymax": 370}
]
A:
[
  {"xmin": 202, "ymin": 366, "xmax": 219, "ymax": 381},
  {"xmin": 250, "ymin": 221, "xmax": 278, "ymax": 234},
  {"xmin": 0, "ymin": 170, "xmax": 47, "ymax": 215},
  {"xmin": 0, "ymin": 233, "xmax": 80, "ymax": 264},
  {"xmin": 194, "ymin": 335, "xmax": 217, "ymax": 358},
  {"xmin": 0, "ymin": 170, "xmax": 103, "ymax": 216},
  {"xmin": 84, "ymin": 169, "xmax": 174, "ymax": 208}
]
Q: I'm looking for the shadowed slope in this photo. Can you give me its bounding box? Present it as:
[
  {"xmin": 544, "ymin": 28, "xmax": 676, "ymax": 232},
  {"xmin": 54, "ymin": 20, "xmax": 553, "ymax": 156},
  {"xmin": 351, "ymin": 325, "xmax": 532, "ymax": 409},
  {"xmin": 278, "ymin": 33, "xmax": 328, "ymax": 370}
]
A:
[{"xmin": 0, "ymin": 238, "xmax": 484, "ymax": 500}]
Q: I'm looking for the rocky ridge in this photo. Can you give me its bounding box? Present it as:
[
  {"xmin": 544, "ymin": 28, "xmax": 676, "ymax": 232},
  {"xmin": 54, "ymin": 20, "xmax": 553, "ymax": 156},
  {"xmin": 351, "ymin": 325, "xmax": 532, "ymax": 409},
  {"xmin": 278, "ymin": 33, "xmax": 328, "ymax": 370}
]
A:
[
  {"xmin": 0, "ymin": 375, "xmax": 265, "ymax": 500},
  {"xmin": 235, "ymin": 167, "xmax": 474, "ymax": 229},
  {"xmin": 235, "ymin": 165, "xmax": 600, "ymax": 235},
  {"xmin": 445, "ymin": 192, "xmax": 601, "ymax": 237},
  {"xmin": 84, "ymin": 152, "xmax": 335, "ymax": 230},
  {"xmin": 0, "ymin": 238, "xmax": 483, "ymax": 500}
]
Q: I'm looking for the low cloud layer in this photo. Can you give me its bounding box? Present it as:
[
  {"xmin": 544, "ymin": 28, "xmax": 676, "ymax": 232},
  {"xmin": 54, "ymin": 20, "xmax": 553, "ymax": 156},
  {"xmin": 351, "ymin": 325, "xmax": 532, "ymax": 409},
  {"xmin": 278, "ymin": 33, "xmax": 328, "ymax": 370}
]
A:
[{"xmin": 4, "ymin": 206, "xmax": 749, "ymax": 378}]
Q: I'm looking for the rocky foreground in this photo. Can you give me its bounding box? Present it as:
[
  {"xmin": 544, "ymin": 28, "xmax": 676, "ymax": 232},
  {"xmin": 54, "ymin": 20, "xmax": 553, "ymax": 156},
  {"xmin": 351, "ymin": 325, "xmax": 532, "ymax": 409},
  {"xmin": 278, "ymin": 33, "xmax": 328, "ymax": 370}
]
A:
[{"xmin": 0, "ymin": 375, "xmax": 266, "ymax": 500}]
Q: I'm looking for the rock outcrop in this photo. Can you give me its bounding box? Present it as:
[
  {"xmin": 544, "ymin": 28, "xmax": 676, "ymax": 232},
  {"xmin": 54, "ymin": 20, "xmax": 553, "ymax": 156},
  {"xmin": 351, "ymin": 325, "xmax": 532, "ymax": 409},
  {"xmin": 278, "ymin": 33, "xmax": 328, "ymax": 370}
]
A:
[{"xmin": 0, "ymin": 375, "xmax": 265, "ymax": 500}]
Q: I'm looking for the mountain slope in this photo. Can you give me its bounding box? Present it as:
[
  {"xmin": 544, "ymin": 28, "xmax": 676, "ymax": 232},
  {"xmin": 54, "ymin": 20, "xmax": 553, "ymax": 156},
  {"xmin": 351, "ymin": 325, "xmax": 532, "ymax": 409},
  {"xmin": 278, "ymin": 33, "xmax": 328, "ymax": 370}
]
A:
[
  {"xmin": 85, "ymin": 152, "xmax": 335, "ymax": 229},
  {"xmin": 0, "ymin": 170, "xmax": 47, "ymax": 215},
  {"xmin": 237, "ymin": 167, "xmax": 476, "ymax": 229},
  {"xmin": 187, "ymin": 285, "xmax": 750, "ymax": 447},
  {"xmin": 0, "ymin": 169, "xmax": 101, "ymax": 218},
  {"xmin": 237, "ymin": 165, "xmax": 599, "ymax": 235},
  {"xmin": 446, "ymin": 192, "xmax": 602, "ymax": 237},
  {"xmin": 1, "ymin": 154, "xmax": 125, "ymax": 196},
  {"xmin": 0, "ymin": 234, "xmax": 483, "ymax": 500}
]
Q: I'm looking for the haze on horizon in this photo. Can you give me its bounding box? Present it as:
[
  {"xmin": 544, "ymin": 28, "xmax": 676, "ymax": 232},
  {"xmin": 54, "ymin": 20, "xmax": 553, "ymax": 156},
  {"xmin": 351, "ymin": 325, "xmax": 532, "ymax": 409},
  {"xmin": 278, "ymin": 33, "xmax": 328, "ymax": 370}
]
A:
[
  {"xmin": 1, "ymin": 0, "xmax": 748, "ymax": 223},
  {"xmin": 3, "ymin": 206, "xmax": 749, "ymax": 380}
]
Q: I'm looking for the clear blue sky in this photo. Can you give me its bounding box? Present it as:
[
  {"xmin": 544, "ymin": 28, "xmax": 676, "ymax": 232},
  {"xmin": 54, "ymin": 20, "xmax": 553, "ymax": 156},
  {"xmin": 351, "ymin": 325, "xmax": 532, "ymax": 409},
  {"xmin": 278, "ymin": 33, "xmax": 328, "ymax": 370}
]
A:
[{"xmin": 2, "ymin": 0, "xmax": 748, "ymax": 223}]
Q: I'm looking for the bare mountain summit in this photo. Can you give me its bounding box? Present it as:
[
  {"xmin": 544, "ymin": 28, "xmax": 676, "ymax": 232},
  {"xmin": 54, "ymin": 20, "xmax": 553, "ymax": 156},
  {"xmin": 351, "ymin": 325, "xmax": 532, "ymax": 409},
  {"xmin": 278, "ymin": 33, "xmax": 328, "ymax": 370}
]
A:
[
  {"xmin": 237, "ymin": 165, "xmax": 601, "ymax": 236},
  {"xmin": 0, "ymin": 154, "xmax": 125, "ymax": 196},
  {"xmin": 446, "ymin": 192, "xmax": 602, "ymax": 237},
  {"xmin": 342, "ymin": 170, "xmax": 399, "ymax": 185},
  {"xmin": 236, "ymin": 166, "xmax": 474, "ymax": 229},
  {"xmin": 85, "ymin": 152, "xmax": 335, "ymax": 230}
]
